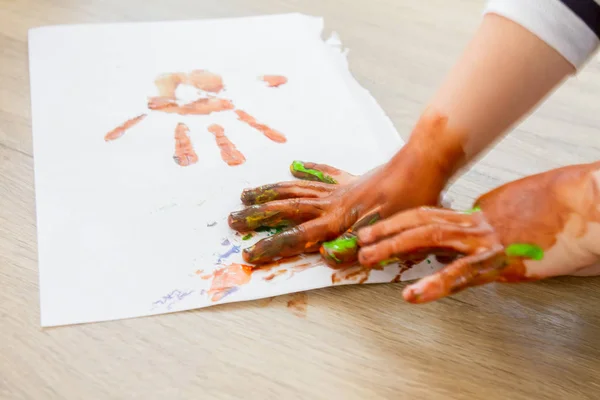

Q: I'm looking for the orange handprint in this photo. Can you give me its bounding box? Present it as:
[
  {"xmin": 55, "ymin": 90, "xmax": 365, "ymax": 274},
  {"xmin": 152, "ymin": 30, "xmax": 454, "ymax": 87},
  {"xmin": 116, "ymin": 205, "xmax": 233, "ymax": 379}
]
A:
[{"xmin": 104, "ymin": 70, "xmax": 288, "ymax": 167}]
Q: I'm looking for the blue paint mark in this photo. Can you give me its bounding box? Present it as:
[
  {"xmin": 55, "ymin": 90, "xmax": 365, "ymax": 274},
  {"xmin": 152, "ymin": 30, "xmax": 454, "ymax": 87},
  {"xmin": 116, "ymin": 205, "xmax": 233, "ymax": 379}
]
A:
[
  {"xmin": 221, "ymin": 238, "xmax": 230, "ymax": 246},
  {"xmin": 217, "ymin": 245, "xmax": 240, "ymax": 263},
  {"xmin": 216, "ymin": 287, "xmax": 238, "ymax": 301},
  {"xmin": 151, "ymin": 289, "xmax": 195, "ymax": 311}
]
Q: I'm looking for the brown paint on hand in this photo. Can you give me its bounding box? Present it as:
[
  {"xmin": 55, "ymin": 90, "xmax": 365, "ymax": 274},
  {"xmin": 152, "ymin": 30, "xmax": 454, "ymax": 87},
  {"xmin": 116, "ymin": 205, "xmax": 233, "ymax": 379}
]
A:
[
  {"xmin": 208, "ymin": 263, "xmax": 253, "ymax": 302},
  {"xmin": 208, "ymin": 124, "xmax": 246, "ymax": 166},
  {"xmin": 235, "ymin": 109, "xmax": 287, "ymax": 143},
  {"xmin": 261, "ymin": 75, "xmax": 288, "ymax": 87},
  {"xmin": 286, "ymin": 292, "xmax": 308, "ymax": 318},
  {"xmin": 104, "ymin": 114, "xmax": 147, "ymax": 141},
  {"xmin": 173, "ymin": 123, "xmax": 198, "ymax": 166},
  {"xmin": 148, "ymin": 97, "xmax": 234, "ymax": 115}
]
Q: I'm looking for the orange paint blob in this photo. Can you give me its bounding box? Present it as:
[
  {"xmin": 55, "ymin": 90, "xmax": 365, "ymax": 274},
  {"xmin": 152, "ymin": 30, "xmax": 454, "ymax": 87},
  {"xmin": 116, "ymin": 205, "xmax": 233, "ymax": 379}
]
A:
[
  {"xmin": 235, "ymin": 109, "xmax": 287, "ymax": 143},
  {"xmin": 209, "ymin": 263, "xmax": 253, "ymax": 302},
  {"xmin": 261, "ymin": 75, "xmax": 288, "ymax": 87},
  {"xmin": 207, "ymin": 124, "xmax": 246, "ymax": 166},
  {"xmin": 104, "ymin": 114, "xmax": 147, "ymax": 141},
  {"xmin": 173, "ymin": 123, "xmax": 198, "ymax": 166},
  {"xmin": 286, "ymin": 292, "xmax": 308, "ymax": 318}
]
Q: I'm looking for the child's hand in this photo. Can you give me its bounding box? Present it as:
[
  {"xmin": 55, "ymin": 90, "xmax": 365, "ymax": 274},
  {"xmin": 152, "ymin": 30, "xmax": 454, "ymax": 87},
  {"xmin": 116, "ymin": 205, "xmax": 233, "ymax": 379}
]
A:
[{"xmin": 358, "ymin": 162, "xmax": 600, "ymax": 303}]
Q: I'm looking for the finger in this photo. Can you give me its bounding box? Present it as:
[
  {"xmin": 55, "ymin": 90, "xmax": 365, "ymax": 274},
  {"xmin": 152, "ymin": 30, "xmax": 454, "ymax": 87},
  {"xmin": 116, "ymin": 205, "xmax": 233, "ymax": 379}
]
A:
[
  {"xmin": 358, "ymin": 224, "xmax": 491, "ymax": 266},
  {"xmin": 240, "ymin": 181, "xmax": 335, "ymax": 205},
  {"xmin": 243, "ymin": 218, "xmax": 337, "ymax": 264},
  {"xmin": 290, "ymin": 160, "xmax": 356, "ymax": 185},
  {"xmin": 358, "ymin": 207, "xmax": 476, "ymax": 246},
  {"xmin": 403, "ymin": 249, "xmax": 506, "ymax": 303},
  {"xmin": 228, "ymin": 199, "xmax": 325, "ymax": 232},
  {"xmin": 320, "ymin": 212, "xmax": 380, "ymax": 267}
]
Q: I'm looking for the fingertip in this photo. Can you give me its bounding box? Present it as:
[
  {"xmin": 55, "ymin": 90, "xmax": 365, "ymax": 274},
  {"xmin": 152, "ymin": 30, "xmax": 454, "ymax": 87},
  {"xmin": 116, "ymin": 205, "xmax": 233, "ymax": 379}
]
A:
[
  {"xmin": 357, "ymin": 228, "xmax": 373, "ymax": 245},
  {"xmin": 242, "ymin": 246, "xmax": 257, "ymax": 263},
  {"xmin": 402, "ymin": 285, "xmax": 420, "ymax": 303},
  {"xmin": 357, "ymin": 246, "xmax": 376, "ymax": 266}
]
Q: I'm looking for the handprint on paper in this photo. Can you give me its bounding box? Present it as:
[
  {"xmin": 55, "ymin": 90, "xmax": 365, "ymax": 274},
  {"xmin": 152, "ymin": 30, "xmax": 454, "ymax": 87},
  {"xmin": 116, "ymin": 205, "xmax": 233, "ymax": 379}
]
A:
[{"xmin": 104, "ymin": 70, "xmax": 288, "ymax": 167}]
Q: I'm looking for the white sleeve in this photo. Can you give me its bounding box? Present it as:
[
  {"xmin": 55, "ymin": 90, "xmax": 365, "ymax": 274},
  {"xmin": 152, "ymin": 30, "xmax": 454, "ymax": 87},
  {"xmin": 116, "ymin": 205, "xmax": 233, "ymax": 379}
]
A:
[{"xmin": 484, "ymin": 0, "xmax": 600, "ymax": 69}]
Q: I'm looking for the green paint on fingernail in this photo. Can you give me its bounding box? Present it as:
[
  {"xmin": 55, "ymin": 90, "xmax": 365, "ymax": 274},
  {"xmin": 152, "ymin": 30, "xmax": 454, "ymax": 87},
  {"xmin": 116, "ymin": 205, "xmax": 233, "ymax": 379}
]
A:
[
  {"xmin": 464, "ymin": 205, "xmax": 481, "ymax": 214},
  {"xmin": 242, "ymin": 233, "xmax": 253, "ymax": 240},
  {"xmin": 505, "ymin": 243, "xmax": 544, "ymax": 260},
  {"xmin": 322, "ymin": 236, "xmax": 358, "ymax": 252},
  {"xmin": 291, "ymin": 161, "xmax": 337, "ymax": 184}
]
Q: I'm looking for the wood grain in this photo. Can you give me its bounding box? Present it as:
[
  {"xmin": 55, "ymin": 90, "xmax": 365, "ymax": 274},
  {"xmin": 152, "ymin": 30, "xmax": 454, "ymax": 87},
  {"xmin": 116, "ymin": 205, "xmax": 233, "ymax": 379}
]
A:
[{"xmin": 2, "ymin": 0, "xmax": 600, "ymax": 399}]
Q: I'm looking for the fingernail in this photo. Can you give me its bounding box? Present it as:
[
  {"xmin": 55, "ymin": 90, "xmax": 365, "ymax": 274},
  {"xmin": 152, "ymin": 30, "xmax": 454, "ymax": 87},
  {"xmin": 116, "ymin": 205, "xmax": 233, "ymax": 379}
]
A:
[{"xmin": 357, "ymin": 228, "xmax": 371, "ymax": 244}]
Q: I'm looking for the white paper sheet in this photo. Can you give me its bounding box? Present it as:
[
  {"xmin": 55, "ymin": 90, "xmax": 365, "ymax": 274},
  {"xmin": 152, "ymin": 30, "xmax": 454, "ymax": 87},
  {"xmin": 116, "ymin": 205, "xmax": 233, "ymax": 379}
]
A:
[{"xmin": 29, "ymin": 14, "xmax": 444, "ymax": 326}]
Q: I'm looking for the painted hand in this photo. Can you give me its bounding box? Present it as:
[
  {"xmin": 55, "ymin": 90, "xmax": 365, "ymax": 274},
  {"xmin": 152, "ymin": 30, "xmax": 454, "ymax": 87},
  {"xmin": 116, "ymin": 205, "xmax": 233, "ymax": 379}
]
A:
[
  {"xmin": 228, "ymin": 146, "xmax": 449, "ymax": 265},
  {"xmin": 358, "ymin": 162, "xmax": 600, "ymax": 303}
]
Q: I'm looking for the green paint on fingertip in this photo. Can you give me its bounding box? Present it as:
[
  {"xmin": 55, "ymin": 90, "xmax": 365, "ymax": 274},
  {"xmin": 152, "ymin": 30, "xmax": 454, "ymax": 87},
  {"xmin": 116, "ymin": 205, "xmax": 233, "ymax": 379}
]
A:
[
  {"xmin": 464, "ymin": 205, "xmax": 481, "ymax": 214},
  {"xmin": 322, "ymin": 236, "xmax": 358, "ymax": 252},
  {"xmin": 291, "ymin": 161, "xmax": 337, "ymax": 184},
  {"xmin": 505, "ymin": 243, "xmax": 544, "ymax": 261}
]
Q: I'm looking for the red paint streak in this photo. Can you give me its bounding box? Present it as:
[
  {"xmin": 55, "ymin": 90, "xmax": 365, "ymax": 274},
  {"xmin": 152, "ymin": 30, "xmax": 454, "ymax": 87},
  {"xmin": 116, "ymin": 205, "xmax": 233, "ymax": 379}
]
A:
[
  {"xmin": 331, "ymin": 266, "xmax": 370, "ymax": 284},
  {"xmin": 208, "ymin": 124, "xmax": 246, "ymax": 166},
  {"xmin": 261, "ymin": 75, "xmax": 288, "ymax": 87},
  {"xmin": 235, "ymin": 109, "xmax": 287, "ymax": 143},
  {"xmin": 148, "ymin": 97, "xmax": 234, "ymax": 115},
  {"xmin": 195, "ymin": 269, "xmax": 204, "ymax": 275},
  {"xmin": 209, "ymin": 263, "xmax": 253, "ymax": 302},
  {"xmin": 287, "ymin": 292, "xmax": 308, "ymax": 318},
  {"xmin": 173, "ymin": 123, "xmax": 198, "ymax": 166},
  {"xmin": 104, "ymin": 114, "xmax": 147, "ymax": 141},
  {"xmin": 263, "ymin": 269, "xmax": 288, "ymax": 281},
  {"xmin": 200, "ymin": 275, "xmax": 212, "ymax": 280}
]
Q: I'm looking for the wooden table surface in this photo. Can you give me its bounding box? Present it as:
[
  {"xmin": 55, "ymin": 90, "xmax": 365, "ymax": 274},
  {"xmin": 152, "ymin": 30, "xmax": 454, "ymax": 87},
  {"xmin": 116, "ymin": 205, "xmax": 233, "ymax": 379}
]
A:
[{"xmin": 2, "ymin": 0, "xmax": 600, "ymax": 399}]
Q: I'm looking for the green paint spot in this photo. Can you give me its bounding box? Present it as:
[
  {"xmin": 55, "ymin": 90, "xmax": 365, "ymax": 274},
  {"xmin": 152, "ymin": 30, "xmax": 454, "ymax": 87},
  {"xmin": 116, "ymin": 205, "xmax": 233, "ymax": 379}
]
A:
[
  {"xmin": 242, "ymin": 233, "xmax": 253, "ymax": 240},
  {"xmin": 291, "ymin": 161, "xmax": 337, "ymax": 184},
  {"xmin": 322, "ymin": 236, "xmax": 358, "ymax": 252},
  {"xmin": 505, "ymin": 243, "xmax": 544, "ymax": 261},
  {"xmin": 464, "ymin": 205, "xmax": 481, "ymax": 214},
  {"xmin": 427, "ymin": 259, "xmax": 431, "ymax": 264},
  {"xmin": 368, "ymin": 215, "xmax": 379, "ymax": 225}
]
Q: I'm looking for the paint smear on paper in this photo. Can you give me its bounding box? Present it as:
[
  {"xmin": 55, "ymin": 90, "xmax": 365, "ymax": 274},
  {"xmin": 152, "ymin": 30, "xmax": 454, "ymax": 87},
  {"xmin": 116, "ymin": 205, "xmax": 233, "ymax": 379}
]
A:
[
  {"xmin": 261, "ymin": 75, "xmax": 288, "ymax": 87},
  {"xmin": 332, "ymin": 265, "xmax": 371, "ymax": 284},
  {"xmin": 287, "ymin": 292, "xmax": 308, "ymax": 318},
  {"xmin": 209, "ymin": 263, "xmax": 253, "ymax": 302},
  {"xmin": 208, "ymin": 124, "xmax": 246, "ymax": 166},
  {"xmin": 218, "ymin": 245, "xmax": 241, "ymax": 263},
  {"xmin": 263, "ymin": 269, "xmax": 288, "ymax": 281},
  {"xmin": 154, "ymin": 70, "xmax": 224, "ymax": 97},
  {"xmin": 104, "ymin": 114, "xmax": 147, "ymax": 141},
  {"xmin": 173, "ymin": 123, "xmax": 198, "ymax": 166},
  {"xmin": 149, "ymin": 97, "xmax": 234, "ymax": 115},
  {"xmin": 235, "ymin": 109, "xmax": 287, "ymax": 143},
  {"xmin": 256, "ymin": 297, "xmax": 274, "ymax": 307}
]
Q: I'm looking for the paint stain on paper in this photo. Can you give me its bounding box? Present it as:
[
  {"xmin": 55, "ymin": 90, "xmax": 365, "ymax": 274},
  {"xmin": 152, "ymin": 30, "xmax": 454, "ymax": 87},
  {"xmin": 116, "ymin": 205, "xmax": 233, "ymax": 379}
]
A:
[
  {"xmin": 173, "ymin": 123, "xmax": 198, "ymax": 166},
  {"xmin": 151, "ymin": 289, "xmax": 194, "ymax": 311},
  {"xmin": 235, "ymin": 109, "xmax": 287, "ymax": 143},
  {"xmin": 263, "ymin": 269, "xmax": 288, "ymax": 281},
  {"xmin": 104, "ymin": 69, "xmax": 287, "ymax": 165},
  {"xmin": 209, "ymin": 263, "xmax": 253, "ymax": 302},
  {"xmin": 208, "ymin": 124, "xmax": 246, "ymax": 166},
  {"xmin": 218, "ymin": 245, "xmax": 241, "ymax": 263},
  {"xmin": 261, "ymin": 75, "xmax": 288, "ymax": 87},
  {"xmin": 104, "ymin": 114, "xmax": 147, "ymax": 141},
  {"xmin": 331, "ymin": 265, "xmax": 371, "ymax": 285},
  {"xmin": 287, "ymin": 292, "xmax": 308, "ymax": 318}
]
